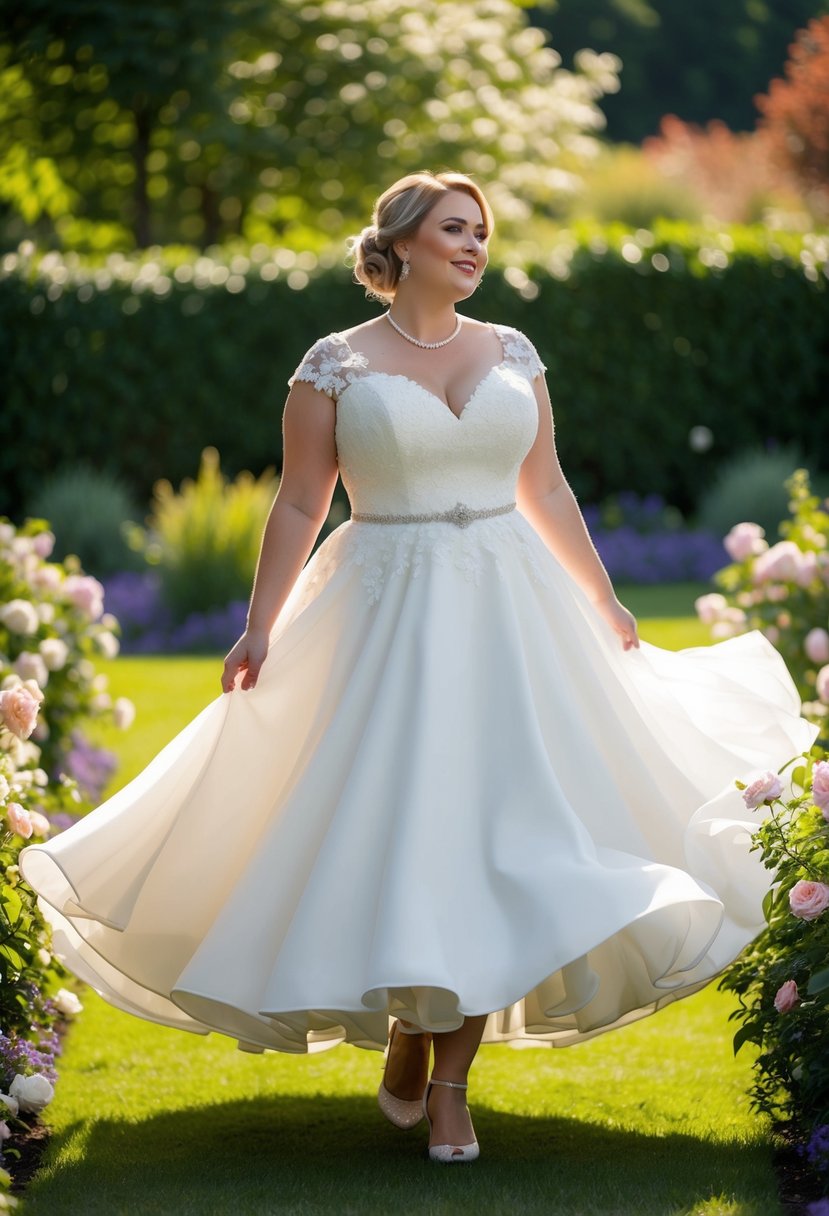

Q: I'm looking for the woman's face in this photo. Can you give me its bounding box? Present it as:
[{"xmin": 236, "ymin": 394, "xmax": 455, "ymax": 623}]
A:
[{"xmin": 398, "ymin": 190, "xmax": 489, "ymax": 299}]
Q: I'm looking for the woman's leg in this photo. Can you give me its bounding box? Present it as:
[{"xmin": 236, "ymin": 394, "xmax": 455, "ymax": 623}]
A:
[
  {"xmin": 426, "ymin": 1014, "xmax": 487, "ymax": 1149},
  {"xmin": 383, "ymin": 1020, "xmax": 432, "ymax": 1101}
]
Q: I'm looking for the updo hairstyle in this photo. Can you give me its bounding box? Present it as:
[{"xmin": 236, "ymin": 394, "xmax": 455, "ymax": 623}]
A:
[{"xmin": 349, "ymin": 171, "xmax": 494, "ymax": 303}]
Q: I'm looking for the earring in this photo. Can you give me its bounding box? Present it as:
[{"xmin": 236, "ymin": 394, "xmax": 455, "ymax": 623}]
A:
[{"xmin": 399, "ymin": 258, "xmax": 410, "ymax": 281}]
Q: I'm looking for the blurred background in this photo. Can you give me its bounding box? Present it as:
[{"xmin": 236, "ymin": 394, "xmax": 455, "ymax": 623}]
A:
[{"xmin": 1, "ymin": 0, "xmax": 827, "ymax": 649}]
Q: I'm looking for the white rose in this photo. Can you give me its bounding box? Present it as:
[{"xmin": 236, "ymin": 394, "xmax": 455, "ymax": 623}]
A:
[
  {"xmin": 0, "ymin": 523, "xmax": 14, "ymax": 545},
  {"xmin": 95, "ymin": 631, "xmax": 120, "ymax": 660},
  {"xmin": 13, "ymin": 652, "xmax": 49, "ymax": 689},
  {"xmin": 113, "ymin": 697, "xmax": 136, "ymax": 730},
  {"xmin": 32, "ymin": 768, "xmax": 48, "ymax": 787},
  {"xmin": 54, "ymin": 987, "xmax": 84, "ymax": 1017},
  {"xmin": 37, "ymin": 602, "xmax": 56, "ymax": 625},
  {"xmin": 39, "ymin": 637, "xmax": 69, "ymax": 671},
  {"xmin": 0, "ymin": 599, "xmax": 40, "ymax": 635},
  {"xmin": 90, "ymin": 692, "xmax": 112, "ymax": 712},
  {"xmin": 36, "ymin": 947, "xmax": 51, "ymax": 967},
  {"xmin": 0, "ymin": 1093, "xmax": 19, "ymax": 1118},
  {"xmin": 9, "ymin": 1073, "xmax": 54, "ymax": 1113},
  {"xmin": 0, "ymin": 775, "xmax": 9, "ymax": 801}
]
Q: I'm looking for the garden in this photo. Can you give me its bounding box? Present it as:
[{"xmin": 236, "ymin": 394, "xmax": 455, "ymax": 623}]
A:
[{"xmin": 2, "ymin": 1, "xmax": 829, "ymax": 1213}]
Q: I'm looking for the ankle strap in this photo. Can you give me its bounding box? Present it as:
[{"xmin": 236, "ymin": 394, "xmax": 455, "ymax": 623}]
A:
[{"xmin": 429, "ymin": 1077, "xmax": 468, "ymax": 1090}]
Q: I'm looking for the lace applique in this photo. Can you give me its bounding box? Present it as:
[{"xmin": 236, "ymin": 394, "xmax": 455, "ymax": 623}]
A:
[
  {"xmin": 492, "ymin": 324, "xmax": 546, "ymax": 382},
  {"xmin": 298, "ymin": 513, "xmax": 552, "ymax": 607},
  {"xmin": 288, "ymin": 333, "xmax": 369, "ymax": 401}
]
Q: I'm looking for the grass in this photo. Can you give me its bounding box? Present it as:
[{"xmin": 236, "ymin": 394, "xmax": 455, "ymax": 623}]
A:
[{"xmin": 25, "ymin": 596, "xmax": 784, "ymax": 1215}]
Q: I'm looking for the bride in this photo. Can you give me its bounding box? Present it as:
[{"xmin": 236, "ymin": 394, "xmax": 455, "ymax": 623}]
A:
[{"xmin": 21, "ymin": 171, "xmax": 816, "ymax": 1164}]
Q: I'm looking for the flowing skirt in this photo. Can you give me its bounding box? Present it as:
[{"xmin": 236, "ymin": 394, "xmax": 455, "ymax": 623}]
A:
[{"xmin": 20, "ymin": 511, "xmax": 817, "ymax": 1054}]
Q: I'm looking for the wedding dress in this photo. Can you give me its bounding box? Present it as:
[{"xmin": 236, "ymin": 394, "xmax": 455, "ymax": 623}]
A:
[{"xmin": 20, "ymin": 324, "xmax": 816, "ymax": 1055}]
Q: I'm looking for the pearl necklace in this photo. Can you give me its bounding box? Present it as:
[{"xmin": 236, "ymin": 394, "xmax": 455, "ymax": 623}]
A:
[{"xmin": 385, "ymin": 311, "xmax": 462, "ymax": 349}]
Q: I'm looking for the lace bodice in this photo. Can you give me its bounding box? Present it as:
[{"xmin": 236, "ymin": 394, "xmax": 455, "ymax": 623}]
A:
[{"xmin": 288, "ymin": 323, "xmax": 545, "ymax": 517}]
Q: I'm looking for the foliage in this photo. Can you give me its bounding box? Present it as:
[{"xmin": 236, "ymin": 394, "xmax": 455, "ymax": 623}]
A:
[
  {"xmin": 566, "ymin": 143, "xmax": 701, "ymax": 226},
  {"xmin": 129, "ymin": 447, "xmax": 277, "ymax": 622},
  {"xmin": 695, "ymin": 445, "xmax": 820, "ymax": 540},
  {"xmin": 535, "ymin": 0, "xmax": 829, "ymax": 142},
  {"xmin": 26, "ymin": 466, "xmax": 143, "ymax": 578},
  {"xmin": 0, "ymin": 516, "xmax": 134, "ymax": 1194},
  {"xmin": 720, "ymin": 748, "xmax": 829, "ymax": 1194},
  {"xmin": 756, "ymin": 16, "xmax": 829, "ymax": 221},
  {"xmin": 0, "ymin": 0, "xmax": 618, "ymax": 251},
  {"xmin": 642, "ymin": 115, "xmax": 806, "ymax": 227},
  {"xmin": 1, "ymin": 222, "xmax": 826, "ymax": 521},
  {"xmin": 696, "ymin": 470, "xmax": 829, "ymax": 741}
]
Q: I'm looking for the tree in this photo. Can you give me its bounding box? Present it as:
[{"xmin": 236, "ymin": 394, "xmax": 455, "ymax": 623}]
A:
[
  {"xmin": 529, "ymin": 0, "xmax": 829, "ymax": 142},
  {"xmin": 0, "ymin": 0, "xmax": 619, "ymax": 251},
  {"xmin": 756, "ymin": 15, "xmax": 829, "ymax": 216}
]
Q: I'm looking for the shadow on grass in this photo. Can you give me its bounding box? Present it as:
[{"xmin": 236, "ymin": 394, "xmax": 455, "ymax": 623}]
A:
[{"xmin": 26, "ymin": 1093, "xmax": 777, "ymax": 1216}]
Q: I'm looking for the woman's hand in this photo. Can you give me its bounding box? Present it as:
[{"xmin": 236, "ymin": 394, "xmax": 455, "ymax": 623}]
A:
[
  {"xmin": 592, "ymin": 594, "xmax": 640, "ymax": 652},
  {"xmin": 221, "ymin": 628, "xmax": 270, "ymax": 693}
]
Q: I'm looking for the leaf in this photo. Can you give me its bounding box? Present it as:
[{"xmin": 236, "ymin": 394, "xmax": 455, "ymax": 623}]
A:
[
  {"xmin": 732, "ymin": 1024, "xmax": 761, "ymax": 1055},
  {"xmin": 807, "ymin": 967, "xmax": 829, "ymax": 997},
  {"xmin": 762, "ymin": 888, "xmax": 775, "ymax": 924}
]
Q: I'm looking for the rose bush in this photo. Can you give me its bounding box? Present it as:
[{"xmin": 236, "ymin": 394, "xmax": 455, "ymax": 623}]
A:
[
  {"xmin": 697, "ymin": 470, "xmax": 829, "ymax": 743},
  {"xmin": 0, "ymin": 515, "xmax": 132, "ymax": 1196},
  {"xmin": 721, "ymin": 747, "xmax": 829, "ymax": 1200}
]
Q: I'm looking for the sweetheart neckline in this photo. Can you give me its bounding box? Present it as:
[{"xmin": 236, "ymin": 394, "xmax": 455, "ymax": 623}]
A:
[
  {"xmin": 338, "ymin": 362, "xmax": 516, "ymax": 422},
  {"xmin": 359, "ymin": 364, "xmax": 505, "ymax": 421}
]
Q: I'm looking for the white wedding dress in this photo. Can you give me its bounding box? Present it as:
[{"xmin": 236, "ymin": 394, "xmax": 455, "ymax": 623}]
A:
[{"xmin": 20, "ymin": 324, "xmax": 816, "ymax": 1055}]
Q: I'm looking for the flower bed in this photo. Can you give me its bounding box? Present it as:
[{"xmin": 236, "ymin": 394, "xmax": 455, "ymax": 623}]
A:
[
  {"xmin": 0, "ymin": 518, "xmax": 133, "ymax": 1200},
  {"xmin": 721, "ymin": 752, "xmax": 829, "ymax": 1206}
]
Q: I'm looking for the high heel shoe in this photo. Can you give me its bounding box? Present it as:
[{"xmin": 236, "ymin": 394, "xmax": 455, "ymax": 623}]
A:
[
  {"xmin": 377, "ymin": 1020, "xmax": 428, "ymax": 1129},
  {"xmin": 422, "ymin": 1077, "xmax": 480, "ymax": 1163}
]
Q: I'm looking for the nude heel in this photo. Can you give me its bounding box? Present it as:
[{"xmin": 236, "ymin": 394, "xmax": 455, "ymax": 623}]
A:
[
  {"xmin": 422, "ymin": 1077, "xmax": 480, "ymax": 1162},
  {"xmin": 377, "ymin": 1020, "xmax": 428, "ymax": 1129}
]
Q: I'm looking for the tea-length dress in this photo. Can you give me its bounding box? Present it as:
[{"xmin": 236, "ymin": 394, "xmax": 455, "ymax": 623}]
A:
[{"xmin": 20, "ymin": 324, "xmax": 816, "ymax": 1055}]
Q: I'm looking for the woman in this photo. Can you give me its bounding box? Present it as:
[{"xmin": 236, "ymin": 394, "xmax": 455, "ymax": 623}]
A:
[{"xmin": 20, "ymin": 171, "xmax": 816, "ymax": 1164}]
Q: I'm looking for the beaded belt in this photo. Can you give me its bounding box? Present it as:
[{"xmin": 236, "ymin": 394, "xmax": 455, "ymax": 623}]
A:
[{"xmin": 350, "ymin": 501, "xmax": 515, "ymax": 529}]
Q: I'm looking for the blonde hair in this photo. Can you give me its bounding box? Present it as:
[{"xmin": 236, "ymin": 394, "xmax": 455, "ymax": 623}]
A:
[{"xmin": 348, "ymin": 171, "xmax": 494, "ymax": 303}]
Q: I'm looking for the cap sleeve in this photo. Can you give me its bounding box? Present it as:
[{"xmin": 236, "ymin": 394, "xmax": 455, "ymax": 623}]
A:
[
  {"xmin": 492, "ymin": 324, "xmax": 546, "ymax": 382},
  {"xmin": 287, "ymin": 333, "xmax": 367, "ymax": 401}
]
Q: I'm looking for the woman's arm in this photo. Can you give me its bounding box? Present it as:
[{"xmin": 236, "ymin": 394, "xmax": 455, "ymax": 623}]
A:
[
  {"xmin": 515, "ymin": 374, "xmax": 639, "ymax": 651},
  {"xmin": 221, "ymin": 380, "xmax": 339, "ymax": 692}
]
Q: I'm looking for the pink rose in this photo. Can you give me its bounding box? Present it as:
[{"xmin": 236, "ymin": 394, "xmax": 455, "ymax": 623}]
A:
[
  {"xmin": 695, "ymin": 593, "xmax": 728, "ymax": 624},
  {"xmin": 773, "ymin": 980, "xmax": 800, "ymax": 1014},
  {"xmin": 805, "ymin": 628, "xmax": 829, "ymax": 665},
  {"xmin": 752, "ymin": 541, "xmax": 804, "ymax": 585},
  {"xmin": 63, "ymin": 575, "xmax": 104, "ymax": 621},
  {"xmin": 796, "ymin": 551, "xmax": 818, "ymax": 589},
  {"xmin": 742, "ymin": 770, "xmax": 784, "ymax": 809},
  {"xmin": 31, "ymin": 531, "xmax": 55, "ymax": 559},
  {"xmin": 0, "ymin": 686, "xmax": 41, "ymax": 739},
  {"xmin": 812, "ymin": 761, "xmax": 829, "ymax": 818},
  {"xmin": 724, "ymin": 521, "xmax": 767, "ymax": 561},
  {"xmin": 6, "ymin": 802, "xmax": 33, "ymax": 839},
  {"xmin": 789, "ymin": 879, "xmax": 829, "ymax": 920},
  {"xmin": 817, "ymin": 666, "xmax": 829, "ymax": 705},
  {"xmin": 28, "ymin": 810, "xmax": 50, "ymax": 837}
]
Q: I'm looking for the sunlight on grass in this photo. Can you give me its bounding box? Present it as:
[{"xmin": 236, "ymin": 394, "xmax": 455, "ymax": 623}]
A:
[{"xmin": 32, "ymin": 607, "xmax": 782, "ymax": 1216}]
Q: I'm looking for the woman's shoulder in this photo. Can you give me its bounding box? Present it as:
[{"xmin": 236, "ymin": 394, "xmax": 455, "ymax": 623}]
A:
[
  {"xmin": 488, "ymin": 322, "xmax": 546, "ymax": 379},
  {"xmin": 287, "ymin": 330, "xmax": 369, "ymax": 399}
]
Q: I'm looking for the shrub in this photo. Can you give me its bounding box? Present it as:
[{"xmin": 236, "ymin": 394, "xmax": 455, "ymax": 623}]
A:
[
  {"xmin": 696, "ymin": 469, "xmax": 829, "ymax": 741},
  {"xmin": 570, "ymin": 143, "xmax": 703, "ymax": 226},
  {"xmin": 26, "ymin": 465, "xmax": 144, "ymax": 578},
  {"xmin": 0, "ymin": 225, "xmax": 826, "ymax": 522},
  {"xmin": 695, "ymin": 446, "xmax": 826, "ymax": 540},
  {"xmin": 0, "ymin": 516, "xmax": 134, "ymax": 1192},
  {"xmin": 130, "ymin": 447, "xmax": 277, "ymax": 623},
  {"xmin": 720, "ymin": 748, "xmax": 829, "ymax": 1197}
]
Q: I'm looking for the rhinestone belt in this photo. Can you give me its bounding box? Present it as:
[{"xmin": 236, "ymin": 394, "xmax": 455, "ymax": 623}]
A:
[{"xmin": 350, "ymin": 501, "xmax": 516, "ymax": 529}]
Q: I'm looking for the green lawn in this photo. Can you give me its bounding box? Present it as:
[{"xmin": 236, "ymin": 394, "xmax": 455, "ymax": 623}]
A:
[{"xmin": 24, "ymin": 602, "xmax": 784, "ymax": 1215}]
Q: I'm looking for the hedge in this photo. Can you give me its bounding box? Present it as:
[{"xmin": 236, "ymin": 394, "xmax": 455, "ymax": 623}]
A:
[{"xmin": 2, "ymin": 222, "xmax": 828, "ymax": 519}]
